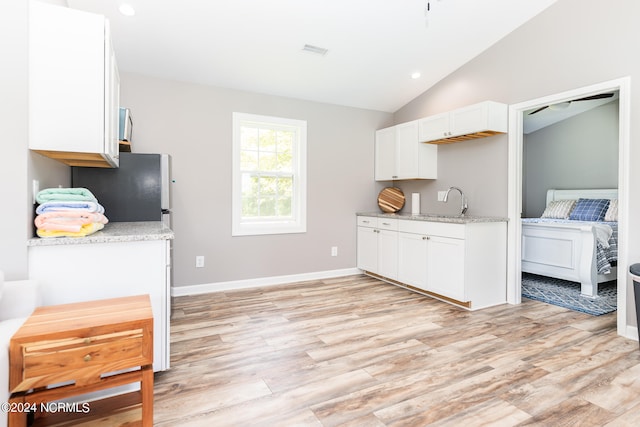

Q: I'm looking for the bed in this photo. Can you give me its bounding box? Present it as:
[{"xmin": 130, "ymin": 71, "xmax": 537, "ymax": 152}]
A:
[{"xmin": 521, "ymin": 189, "xmax": 618, "ymax": 298}]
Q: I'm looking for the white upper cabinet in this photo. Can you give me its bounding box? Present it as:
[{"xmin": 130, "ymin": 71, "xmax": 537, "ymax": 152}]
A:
[
  {"xmin": 29, "ymin": 1, "xmax": 120, "ymax": 168},
  {"xmin": 416, "ymin": 112, "xmax": 450, "ymax": 143},
  {"xmin": 375, "ymin": 121, "xmax": 437, "ymax": 181},
  {"xmin": 418, "ymin": 101, "xmax": 507, "ymax": 145},
  {"xmin": 374, "ymin": 126, "xmax": 396, "ymax": 181}
]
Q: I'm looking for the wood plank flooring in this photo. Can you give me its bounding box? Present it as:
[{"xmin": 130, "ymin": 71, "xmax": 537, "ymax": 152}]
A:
[{"xmin": 153, "ymin": 274, "xmax": 640, "ymax": 426}]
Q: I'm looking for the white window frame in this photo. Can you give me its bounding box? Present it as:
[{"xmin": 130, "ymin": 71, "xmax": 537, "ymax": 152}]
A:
[{"xmin": 232, "ymin": 112, "xmax": 307, "ymax": 236}]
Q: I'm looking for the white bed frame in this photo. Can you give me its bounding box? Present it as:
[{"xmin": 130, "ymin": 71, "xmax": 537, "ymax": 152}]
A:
[{"xmin": 521, "ymin": 189, "xmax": 618, "ymax": 298}]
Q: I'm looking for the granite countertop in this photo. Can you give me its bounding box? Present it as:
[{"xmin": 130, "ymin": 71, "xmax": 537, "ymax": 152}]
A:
[
  {"xmin": 27, "ymin": 221, "xmax": 174, "ymax": 247},
  {"xmin": 357, "ymin": 212, "xmax": 508, "ymax": 224}
]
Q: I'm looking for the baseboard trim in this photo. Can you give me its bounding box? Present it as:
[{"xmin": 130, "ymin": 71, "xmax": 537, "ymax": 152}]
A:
[{"xmin": 171, "ymin": 267, "xmax": 362, "ymax": 297}]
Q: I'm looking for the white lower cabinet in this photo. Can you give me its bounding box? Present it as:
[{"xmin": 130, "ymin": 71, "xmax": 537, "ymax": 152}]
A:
[
  {"xmin": 426, "ymin": 235, "xmax": 465, "ymax": 301},
  {"xmin": 356, "ymin": 224, "xmax": 378, "ymax": 273},
  {"xmin": 397, "ymin": 232, "xmax": 428, "ymax": 289},
  {"xmin": 28, "ymin": 239, "xmax": 171, "ymax": 371},
  {"xmin": 358, "ymin": 215, "xmax": 506, "ymax": 310},
  {"xmin": 356, "ymin": 216, "xmax": 398, "ymax": 280},
  {"xmin": 377, "ymin": 228, "xmax": 398, "ymax": 280}
]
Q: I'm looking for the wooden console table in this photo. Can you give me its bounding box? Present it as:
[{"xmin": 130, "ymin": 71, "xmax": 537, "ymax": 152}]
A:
[{"xmin": 8, "ymin": 295, "xmax": 154, "ymax": 427}]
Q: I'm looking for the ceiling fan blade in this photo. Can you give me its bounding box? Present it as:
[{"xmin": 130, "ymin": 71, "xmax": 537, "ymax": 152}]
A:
[
  {"xmin": 574, "ymin": 93, "xmax": 615, "ymax": 102},
  {"xmin": 528, "ymin": 106, "xmax": 549, "ymax": 115}
]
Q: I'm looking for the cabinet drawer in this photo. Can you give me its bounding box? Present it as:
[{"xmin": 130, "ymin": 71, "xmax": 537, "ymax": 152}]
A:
[
  {"xmin": 398, "ymin": 220, "xmax": 465, "ymax": 239},
  {"xmin": 398, "ymin": 220, "xmax": 430, "ymax": 234},
  {"xmin": 357, "ymin": 216, "xmax": 378, "ymax": 227},
  {"xmin": 377, "ymin": 218, "xmax": 398, "ymax": 231},
  {"xmin": 15, "ymin": 329, "xmax": 151, "ymax": 392}
]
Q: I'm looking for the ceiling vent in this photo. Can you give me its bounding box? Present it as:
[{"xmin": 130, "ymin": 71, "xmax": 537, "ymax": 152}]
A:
[{"xmin": 302, "ymin": 44, "xmax": 329, "ymax": 56}]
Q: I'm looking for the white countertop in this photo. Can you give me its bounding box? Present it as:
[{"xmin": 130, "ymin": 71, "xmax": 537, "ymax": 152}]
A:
[
  {"xmin": 357, "ymin": 212, "xmax": 508, "ymax": 224},
  {"xmin": 27, "ymin": 221, "xmax": 174, "ymax": 246}
]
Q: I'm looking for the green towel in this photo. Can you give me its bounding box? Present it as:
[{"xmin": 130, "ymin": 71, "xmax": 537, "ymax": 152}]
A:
[{"xmin": 36, "ymin": 187, "xmax": 97, "ymax": 204}]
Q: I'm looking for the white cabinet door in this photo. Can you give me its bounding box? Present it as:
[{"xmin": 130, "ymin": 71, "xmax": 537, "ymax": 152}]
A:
[
  {"xmin": 418, "ymin": 101, "xmax": 507, "ymax": 143},
  {"xmin": 377, "ymin": 229, "xmax": 398, "ymax": 280},
  {"xmin": 398, "ymin": 232, "xmax": 428, "ymax": 289},
  {"xmin": 395, "ymin": 121, "xmax": 420, "ymax": 179},
  {"xmin": 376, "ymin": 121, "xmax": 437, "ymax": 181},
  {"xmin": 427, "ymin": 236, "xmax": 465, "ymax": 301},
  {"xmin": 418, "ymin": 112, "xmax": 450, "ymax": 142},
  {"xmin": 29, "ymin": 2, "xmax": 119, "ymax": 167},
  {"xmin": 374, "ymin": 127, "xmax": 396, "ymax": 180},
  {"xmin": 357, "ymin": 226, "xmax": 378, "ymax": 272},
  {"xmin": 450, "ymin": 102, "xmax": 492, "ymax": 137}
]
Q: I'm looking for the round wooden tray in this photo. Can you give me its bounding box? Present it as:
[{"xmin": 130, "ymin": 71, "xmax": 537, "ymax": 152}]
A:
[{"xmin": 377, "ymin": 187, "xmax": 405, "ymax": 213}]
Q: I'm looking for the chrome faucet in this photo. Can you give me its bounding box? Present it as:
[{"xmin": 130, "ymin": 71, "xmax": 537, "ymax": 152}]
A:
[{"xmin": 443, "ymin": 186, "xmax": 468, "ymax": 216}]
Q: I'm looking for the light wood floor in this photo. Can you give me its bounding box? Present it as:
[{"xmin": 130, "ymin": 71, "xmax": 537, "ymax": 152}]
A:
[{"xmin": 153, "ymin": 274, "xmax": 640, "ymax": 426}]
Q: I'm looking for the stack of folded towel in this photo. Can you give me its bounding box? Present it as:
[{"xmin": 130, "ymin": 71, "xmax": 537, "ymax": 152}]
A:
[{"xmin": 34, "ymin": 188, "xmax": 109, "ymax": 238}]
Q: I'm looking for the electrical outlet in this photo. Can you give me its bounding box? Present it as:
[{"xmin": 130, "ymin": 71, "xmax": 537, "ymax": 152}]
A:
[
  {"xmin": 195, "ymin": 255, "xmax": 205, "ymax": 268},
  {"xmin": 437, "ymin": 191, "xmax": 447, "ymax": 202},
  {"xmin": 331, "ymin": 246, "xmax": 338, "ymax": 257}
]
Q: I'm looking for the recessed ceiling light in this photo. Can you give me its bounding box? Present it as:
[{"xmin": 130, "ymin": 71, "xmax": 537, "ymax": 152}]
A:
[
  {"xmin": 119, "ymin": 3, "xmax": 136, "ymax": 16},
  {"xmin": 411, "ymin": 72, "xmax": 421, "ymax": 79}
]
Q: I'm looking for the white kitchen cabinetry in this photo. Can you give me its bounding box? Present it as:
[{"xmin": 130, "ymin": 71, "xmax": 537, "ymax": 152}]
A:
[
  {"xmin": 426, "ymin": 235, "xmax": 465, "ymax": 301},
  {"xmin": 27, "ymin": 239, "xmax": 171, "ymax": 371},
  {"xmin": 356, "ymin": 217, "xmax": 378, "ymax": 272},
  {"xmin": 375, "ymin": 121, "xmax": 437, "ymax": 181},
  {"xmin": 356, "ymin": 216, "xmax": 398, "ymax": 280},
  {"xmin": 374, "ymin": 127, "xmax": 396, "ymax": 181},
  {"xmin": 418, "ymin": 101, "xmax": 507, "ymax": 145},
  {"xmin": 397, "ymin": 232, "xmax": 429, "ymax": 289},
  {"xmin": 29, "ymin": 1, "xmax": 120, "ymax": 168},
  {"xmin": 359, "ymin": 216, "xmax": 507, "ymax": 310}
]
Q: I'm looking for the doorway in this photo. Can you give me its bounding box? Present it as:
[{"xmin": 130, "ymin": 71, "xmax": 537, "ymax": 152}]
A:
[{"xmin": 507, "ymin": 77, "xmax": 631, "ymax": 338}]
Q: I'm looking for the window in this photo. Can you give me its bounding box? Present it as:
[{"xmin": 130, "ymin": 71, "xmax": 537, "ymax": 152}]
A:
[{"xmin": 232, "ymin": 113, "xmax": 307, "ymax": 236}]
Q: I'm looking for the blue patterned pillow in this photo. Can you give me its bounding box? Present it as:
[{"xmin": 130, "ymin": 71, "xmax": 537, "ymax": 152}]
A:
[{"xmin": 569, "ymin": 198, "xmax": 610, "ymax": 221}]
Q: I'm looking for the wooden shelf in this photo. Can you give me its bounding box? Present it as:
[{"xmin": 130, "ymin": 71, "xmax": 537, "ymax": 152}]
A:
[
  {"xmin": 31, "ymin": 149, "xmax": 115, "ymax": 168},
  {"xmin": 425, "ymin": 130, "xmax": 505, "ymax": 145}
]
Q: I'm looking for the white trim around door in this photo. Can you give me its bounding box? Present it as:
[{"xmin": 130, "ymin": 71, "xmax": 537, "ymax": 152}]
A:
[{"xmin": 507, "ymin": 77, "xmax": 632, "ymax": 339}]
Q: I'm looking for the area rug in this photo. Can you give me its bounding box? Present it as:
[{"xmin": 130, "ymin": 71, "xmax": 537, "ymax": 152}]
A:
[{"xmin": 521, "ymin": 273, "xmax": 617, "ymax": 316}]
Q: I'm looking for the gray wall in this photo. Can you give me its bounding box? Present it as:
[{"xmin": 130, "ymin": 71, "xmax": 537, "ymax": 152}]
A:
[
  {"xmin": 119, "ymin": 73, "xmax": 391, "ymax": 287},
  {"xmin": 393, "ymin": 0, "xmax": 640, "ymax": 326},
  {"xmin": 523, "ymin": 102, "xmax": 619, "ymax": 217}
]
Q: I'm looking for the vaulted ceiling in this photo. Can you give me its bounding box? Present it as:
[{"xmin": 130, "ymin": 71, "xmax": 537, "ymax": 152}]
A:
[{"xmin": 67, "ymin": 0, "xmax": 558, "ymax": 112}]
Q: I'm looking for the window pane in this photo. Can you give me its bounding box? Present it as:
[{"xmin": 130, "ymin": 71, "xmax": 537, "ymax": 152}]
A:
[
  {"xmin": 277, "ymin": 130, "xmax": 294, "ymax": 153},
  {"xmin": 241, "ymin": 174, "xmax": 258, "ymax": 195},
  {"xmin": 277, "ymin": 197, "xmax": 292, "ymax": 217},
  {"xmin": 277, "ymin": 176, "xmax": 292, "ymax": 197},
  {"xmin": 240, "ymin": 150, "xmax": 258, "ymax": 171},
  {"xmin": 260, "ymin": 176, "xmax": 277, "ymax": 196},
  {"xmin": 259, "ymin": 129, "xmax": 276, "ymax": 152},
  {"xmin": 241, "ymin": 127, "xmax": 259, "ymax": 150},
  {"xmin": 242, "ymin": 196, "xmax": 259, "ymax": 217},
  {"xmin": 259, "ymin": 151, "xmax": 277, "ymax": 170},
  {"xmin": 260, "ymin": 197, "xmax": 276, "ymax": 217}
]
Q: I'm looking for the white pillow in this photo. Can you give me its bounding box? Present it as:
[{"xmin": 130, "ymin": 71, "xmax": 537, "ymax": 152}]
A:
[
  {"xmin": 0, "ymin": 269, "xmax": 4, "ymax": 302},
  {"xmin": 605, "ymin": 199, "xmax": 618, "ymax": 222},
  {"xmin": 541, "ymin": 199, "xmax": 576, "ymax": 219}
]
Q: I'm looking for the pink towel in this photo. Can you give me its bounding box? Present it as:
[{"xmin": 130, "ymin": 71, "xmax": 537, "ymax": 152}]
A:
[{"xmin": 35, "ymin": 211, "xmax": 109, "ymax": 233}]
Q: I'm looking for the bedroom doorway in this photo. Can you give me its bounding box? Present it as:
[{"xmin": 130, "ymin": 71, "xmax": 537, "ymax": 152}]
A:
[{"xmin": 507, "ymin": 77, "xmax": 631, "ymax": 338}]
